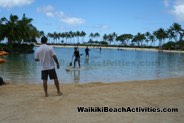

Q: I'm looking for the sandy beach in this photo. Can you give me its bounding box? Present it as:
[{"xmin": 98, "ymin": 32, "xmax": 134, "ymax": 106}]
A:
[{"xmin": 0, "ymin": 77, "xmax": 183, "ymax": 123}]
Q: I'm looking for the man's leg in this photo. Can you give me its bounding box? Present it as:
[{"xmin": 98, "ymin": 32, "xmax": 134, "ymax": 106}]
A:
[
  {"xmin": 54, "ymin": 79, "xmax": 62, "ymax": 96},
  {"xmin": 42, "ymin": 70, "xmax": 48, "ymax": 97},
  {"xmin": 78, "ymin": 59, "xmax": 80, "ymax": 68},
  {"xmin": 49, "ymin": 69, "xmax": 62, "ymax": 96},
  {"xmin": 43, "ymin": 80, "xmax": 48, "ymax": 97},
  {"xmin": 74, "ymin": 58, "xmax": 76, "ymax": 68}
]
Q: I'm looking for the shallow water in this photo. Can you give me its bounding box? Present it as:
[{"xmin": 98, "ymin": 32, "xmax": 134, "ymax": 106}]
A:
[{"xmin": 1, "ymin": 47, "xmax": 184, "ymax": 84}]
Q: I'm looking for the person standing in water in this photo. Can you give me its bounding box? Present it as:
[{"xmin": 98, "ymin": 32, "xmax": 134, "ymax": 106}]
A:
[
  {"xmin": 35, "ymin": 36, "xmax": 62, "ymax": 97},
  {"xmin": 85, "ymin": 46, "xmax": 90, "ymax": 59},
  {"xmin": 73, "ymin": 47, "xmax": 81, "ymax": 68},
  {"xmin": 99, "ymin": 47, "xmax": 102, "ymax": 54}
]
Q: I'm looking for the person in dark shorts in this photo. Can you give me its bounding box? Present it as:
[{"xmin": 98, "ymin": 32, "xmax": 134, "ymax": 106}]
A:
[
  {"xmin": 73, "ymin": 47, "xmax": 80, "ymax": 68},
  {"xmin": 99, "ymin": 47, "xmax": 102, "ymax": 53},
  {"xmin": 85, "ymin": 46, "xmax": 90, "ymax": 59},
  {"xmin": 35, "ymin": 36, "xmax": 62, "ymax": 97}
]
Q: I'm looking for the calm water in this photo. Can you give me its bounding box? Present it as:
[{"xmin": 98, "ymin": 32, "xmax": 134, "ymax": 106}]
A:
[{"xmin": 1, "ymin": 47, "xmax": 184, "ymax": 84}]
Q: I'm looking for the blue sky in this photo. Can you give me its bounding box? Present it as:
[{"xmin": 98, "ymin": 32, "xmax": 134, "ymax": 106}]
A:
[{"xmin": 0, "ymin": 0, "xmax": 184, "ymax": 39}]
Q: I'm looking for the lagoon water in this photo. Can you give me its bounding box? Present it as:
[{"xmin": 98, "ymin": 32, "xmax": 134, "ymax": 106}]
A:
[{"xmin": 1, "ymin": 47, "xmax": 184, "ymax": 84}]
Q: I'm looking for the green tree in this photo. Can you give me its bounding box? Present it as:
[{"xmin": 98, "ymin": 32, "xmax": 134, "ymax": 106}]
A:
[
  {"xmin": 76, "ymin": 31, "xmax": 81, "ymax": 44},
  {"xmin": 0, "ymin": 14, "xmax": 39, "ymax": 44},
  {"xmin": 116, "ymin": 34, "xmax": 133, "ymax": 46},
  {"xmin": 145, "ymin": 32, "xmax": 151, "ymax": 46},
  {"xmin": 0, "ymin": 14, "xmax": 19, "ymax": 44},
  {"xmin": 148, "ymin": 33, "xmax": 156, "ymax": 47},
  {"xmin": 103, "ymin": 34, "xmax": 108, "ymax": 42},
  {"xmin": 89, "ymin": 33, "xmax": 94, "ymax": 41},
  {"xmin": 154, "ymin": 28, "xmax": 167, "ymax": 50},
  {"xmin": 132, "ymin": 33, "xmax": 145, "ymax": 47},
  {"xmin": 94, "ymin": 32, "xmax": 100, "ymax": 41},
  {"xmin": 169, "ymin": 23, "xmax": 182, "ymax": 41},
  {"xmin": 81, "ymin": 31, "xmax": 86, "ymax": 43},
  {"xmin": 107, "ymin": 34, "xmax": 113, "ymax": 45},
  {"xmin": 111, "ymin": 32, "xmax": 117, "ymax": 44}
]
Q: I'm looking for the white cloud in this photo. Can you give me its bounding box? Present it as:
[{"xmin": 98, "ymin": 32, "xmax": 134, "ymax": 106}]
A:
[
  {"xmin": 37, "ymin": 5, "xmax": 55, "ymax": 17},
  {"xmin": 0, "ymin": 0, "xmax": 34, "ymax": 8},
  {"xmin": 170, "ymin": 0, "xmax": 184, "ymax": 22},
  {"xmin": 164, "ymin": 0, "xmax": 184, "ymax": 22},
  {"xmin": 60, "ymin": 17, "xmax": 85, "ymax": 25},
  {"xmin": 37, "ymin": 5, "xmax": 85, "ymax": 25},
  {"xmin": 171, "ymin": 4, "xmax": 184, "ymax": 21}
]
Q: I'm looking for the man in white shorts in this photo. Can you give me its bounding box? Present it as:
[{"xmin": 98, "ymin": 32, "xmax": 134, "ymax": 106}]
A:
[{"xmin": 35, "ymin": 36, "xmax": 62, "ymax": 97}]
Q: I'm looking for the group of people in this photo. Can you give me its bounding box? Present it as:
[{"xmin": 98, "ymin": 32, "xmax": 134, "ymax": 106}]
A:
[
  {"xmin": 34, "ymin": 36, "xmax": 94, "ymax": 97},
  {"xmin": 1, "ymin": 36, "xmax": 99, "ymax": 96}
]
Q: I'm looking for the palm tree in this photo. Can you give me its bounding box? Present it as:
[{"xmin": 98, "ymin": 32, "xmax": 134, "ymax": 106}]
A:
[
  {"xmin": 76, "ymin": 31, "xmax": 81, "ymax": 44},
  {"xmin": 148, "ymin": 33, "xmax": 156, "ymax": 47},
  {"xmin": 94, "ymin": 32, "xmax": 100, "ymax": 41},
  {"xmin": 68, "ymin": 31, "xmax": 74, "ymax": 44},
  {"xmin": 65, "ymin": 32, "xmax": 71, "ymax": 44},
  {"xmin": 1, "ymin": 14, "xmax": 19, "ymax": 44},
  {"xmin": 180, "ymin": 29, "xmax": 184, "ymax": 41},
  {"xmin": 145, "ymin": 32, "xmax": 151, "ymax": 46},
  {"xmin": 0, "ymin": 14, "xmax": 39, "ymax": 44},
  {"xmin": 39, "ymin": 31, "xmax": 45, "ymax": 37},
  {"xmin": 132, "ymin": 33, "xmax": 145, "ymax": 47},
  {"xmin": 167, "ymin": 28, "xmax": 176, "ymax": 42},
  {"xmin": 52, "ymin": 32, "xmax": 58, "ymax": 43},
  {"xmin": 47, "ymin": 32, "xmax": 53, "ymax": 43},
  {"xmin": 107, "ymin": 34, "xmax": 113, "ymax": 45},
  {"xmin": 116, "ymin": 34, "xmax": 133, "ymax": 46},
  {"xmin": 59, "ymin": 32, "xmax": 65, "ymax": 44},
  {"xmin": 103, "ymin": 34, "xmax": 108, "ymax": 42},
  {"xmin": 89, "ymin": 33, "xmax": 94, "ymax": 41},
  {"xmin": 111, "ymin": 32, "xmax": 117, "ymax": 44},
  {"xmin": 0, "ymin": 18, "xmax": 6, "ymax": 42},
  {"xmin": 17, "ymin": 14, "xmax": 33, "ymax": 42},
  {"xmin": 154, "ymin": 28, "xmax": 167, "ymax": 50},
  {"xmin": 81, "ymin": 31, "xmax": 86, "ymax": 43},
  {"xmin": 169, "ymin": 23, "xmax": 182, "ymax": 42}
]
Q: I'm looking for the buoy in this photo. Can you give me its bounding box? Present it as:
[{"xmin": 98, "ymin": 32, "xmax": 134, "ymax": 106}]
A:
[
  {"xmin": 0, "ymin": 59, "xmax": 6, "ymax": 64},
  {"xmin": 0, "ymin": 51, "xmax": 8, "ymax": 56}
]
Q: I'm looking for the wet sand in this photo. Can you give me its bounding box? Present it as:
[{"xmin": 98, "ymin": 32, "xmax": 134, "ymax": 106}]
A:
[{"xmin": 0, "ymin": 77, "xmax": 184, "ymax": 123}]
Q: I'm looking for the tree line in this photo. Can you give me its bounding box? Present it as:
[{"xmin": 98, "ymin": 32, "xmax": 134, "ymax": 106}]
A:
[{"xmin": 0, "ymin": 14, "xmax": 184, "ymax": 49}]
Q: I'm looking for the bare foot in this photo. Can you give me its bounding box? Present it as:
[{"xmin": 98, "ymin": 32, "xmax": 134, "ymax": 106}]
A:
[
  {"xmin": 57, "ymin": 92, "xmax": 63, "ymax": 96},
  {"xmin": 45, "ymin": 94, "xmax": 48, "ymax": 97}
]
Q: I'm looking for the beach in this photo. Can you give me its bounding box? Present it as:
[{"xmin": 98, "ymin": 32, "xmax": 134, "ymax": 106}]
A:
[{"xmin": 0, "ymin": 77, "xmax": 183, "ymax": 123}]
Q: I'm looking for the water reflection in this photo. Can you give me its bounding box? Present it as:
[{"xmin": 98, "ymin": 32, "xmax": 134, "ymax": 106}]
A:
[{"xmin": 74, "ymin": 70, "xmax": 80, "ymax": 83}]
